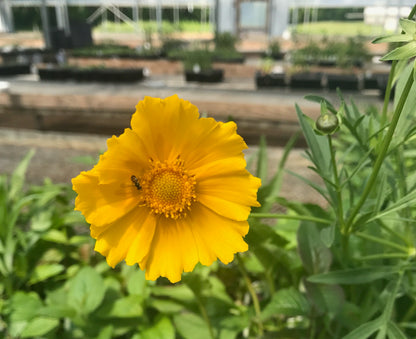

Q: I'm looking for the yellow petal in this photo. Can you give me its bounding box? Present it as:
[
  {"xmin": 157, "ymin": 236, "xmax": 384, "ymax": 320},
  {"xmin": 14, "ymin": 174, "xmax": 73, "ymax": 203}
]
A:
[
  {"xmin": 197, "ymin": 171, "xmax": 261, "ymax": 221},
  {"xmin": 95, "ymin": 128, "xmax": 150, "ymax": 184},
  {"xmin": 183, "ymin": 120, "xmax": 248, "ymax": 171},
  {"xmin": 140, "ymin": 215, "xmax": 201, "ymax": 283},
  {"xmin": 72, "ymin": 170, "xmax": 140, "ymax": 227},
  {"xmin": 141, "ymin": 202, "xmax": 248, "ymax": 282},
  {"xmin": 93, "ymin": 206, "xmax": 155, "ymax": 267},
  {"xmin": 190, "ymin": 203, "xmax": 249, "ymax": 265},
  {"xmin": 131, "ymin": 95, "xmax": 200, "ymax": 162}
]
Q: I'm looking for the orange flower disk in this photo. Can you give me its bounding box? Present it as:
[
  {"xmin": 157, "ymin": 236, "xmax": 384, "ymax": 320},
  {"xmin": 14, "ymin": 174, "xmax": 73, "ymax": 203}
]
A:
[{"xmin": 72, "ymin": 95, "xmax": 261, "ymax": 283}]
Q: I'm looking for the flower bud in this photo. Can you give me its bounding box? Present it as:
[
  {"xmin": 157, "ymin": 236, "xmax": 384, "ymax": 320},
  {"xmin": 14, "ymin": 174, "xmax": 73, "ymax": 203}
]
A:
[{"xmin": 315, "ymin": 113, "xmax": 339, "ymax": 135}]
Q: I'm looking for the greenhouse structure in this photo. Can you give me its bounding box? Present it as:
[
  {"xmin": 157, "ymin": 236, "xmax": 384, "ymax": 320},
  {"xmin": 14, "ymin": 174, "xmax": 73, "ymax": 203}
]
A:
[{"xmin": 0, "ymin": 0, "xmax": 415, "ymax": 39}]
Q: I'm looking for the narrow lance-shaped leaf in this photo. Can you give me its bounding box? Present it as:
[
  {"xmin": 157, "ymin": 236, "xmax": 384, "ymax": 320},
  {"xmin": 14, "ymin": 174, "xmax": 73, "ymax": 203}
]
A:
[
  {"xmin": 399, "ymin": 18, "xmax": 416, "ymax": 35},
  {"xmin": 372, "ymin": 34, "xmax": 413, "ymax": 44},
  {"xmin": 307, "ymin": 266, "xmax": 398, "ymax": 285},
  {"xmin": 381, "ymin": 40, "xmax": 416, "ymax": 61}
]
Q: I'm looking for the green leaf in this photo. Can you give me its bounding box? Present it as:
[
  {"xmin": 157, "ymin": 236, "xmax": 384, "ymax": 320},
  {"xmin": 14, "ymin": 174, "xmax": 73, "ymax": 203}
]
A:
[
  {"xmin": 42, "ymin": 229, "xmax": 67, "ymax": 244},
  {"xmin": 31, "ymin": 210, "xmax": 53, "ymax": 231},
  {"xmin": 296, "ymin": 105, "xmax": 332, "ymax": 183},
  {"xmin": 320, "ymin": 223, "xmax": 335, "ymax": 247},
  {"xmin": 174, "ymin": 313, "xmax": 213, "ymax": 339},
  {"xmin": 140, "ymin": 316, "xmax": 175, "ymax": 339},
  {"xmin": 96, "ymin": 325, "xmax": 114, "ymax": 339},
  {"xmin": 10, "ymin": 292, "xmax": 43, "ymax": 322},
  {"xmin": 149, "ymin": 298, "xmax": 184, "ymax": 314},
  {"xmin": 68, "ymin": 266, "xmax": 106, "ymax": 314},
  {"xmin": 368, "ymin": 189, "xmax": 416, "ymax": 222},
  {"xmin": 343, "ymin": 316, "xmax": 384, "ymax": 339},
  {"xmin": 127, "ymin": 269, "xmax": 147, "ymax": 296},
  {"xmin": 381, "ymin": 41, "xmax": 416, "ymax": 61},
  {"xmin": 372, "ymin": 34, "xmax": 413, "ymax": 44},
  {"xmin": 304, "ymin": 281, "xmax": 344, "ymax": 317},
  {"xmin": 21, "ymin": 317, "xmax": 59, "ymax": 338},
  {"xmin": 399, "ymin": 18, "xmax": 416, "ymax": 35},
  {"xmin": 151, "ymin": 284, "xmax": 194, "ymax": 303},
  {"xmin": 38, "ymin": 304, "xmax": 76, "ymax": 318},
  {"xmin": 9, "ymin": 150, "xmax": 35, "ymax": 201},
  {"xmin": 304, "ymin": 95, "xmax": 337, "ymax": 114},
  {"xmin": 307, "ymin": 267, "xmax": 398, "ymax": 285},
  {"xmin": 297, "ymin": 221, "xmax": 332, "ymax": 274},
  {"xmin": 387, "ymin": 321, "xmax": 407, "ymax": 339},
  {"xmin": 97, "ymin": 295, "xmax": 143, "ymax": 318},
  {"xmin": 262, "ymin": 288, "xmax": 310, "ymax": 319},
  {"xmin": 29, "ymin": 264, "xmax": 65, "ymax": 284}
]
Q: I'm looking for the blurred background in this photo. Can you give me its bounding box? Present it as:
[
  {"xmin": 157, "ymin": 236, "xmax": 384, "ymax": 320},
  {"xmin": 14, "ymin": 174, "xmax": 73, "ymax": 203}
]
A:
[{"xmin": 0, "ymin": 0, "xmax": 412, "ymax": 196}]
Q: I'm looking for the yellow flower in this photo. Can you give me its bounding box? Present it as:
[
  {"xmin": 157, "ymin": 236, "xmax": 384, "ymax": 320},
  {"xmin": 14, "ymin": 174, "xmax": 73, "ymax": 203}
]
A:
[{"xmin": 72, "ymin": 95, "xmax": 261, "ymax": 283}]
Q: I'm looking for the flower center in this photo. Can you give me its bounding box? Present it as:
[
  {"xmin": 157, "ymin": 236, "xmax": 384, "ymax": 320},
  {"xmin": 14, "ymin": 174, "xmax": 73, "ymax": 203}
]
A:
[{"xmin": 139, "ymin": 157, "xmax": 196, "ymax": 219}]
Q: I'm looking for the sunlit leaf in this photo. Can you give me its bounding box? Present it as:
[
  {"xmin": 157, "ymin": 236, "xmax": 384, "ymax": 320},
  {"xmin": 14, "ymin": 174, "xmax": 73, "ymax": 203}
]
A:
[
  {"xmin": 29, "ymin": 264, "xmax": 65, "ymax": 284},
  {"xmin": 9, "ymin": 150, "xmax": 35, "ymax": 202},
  {"xmin": 20, "ymin": 317, "xmax": 59, "ymax": 338},
  {"xmin": 140, "ymin": 316, "xmax": 175, "ymax": 339},
  {"xmin": 68, "ymin": 266, "xmax": 106, "ymax": 314},
  {"xmin": 399, "ymin": 18, "xmax": 416, "ymax": 35},
  {"xmin": 174, "ymin": 313, "xmax": 213, "ymax": 339},
  {"xmin": 372, "ymin": 34, "xmax": 412, "ymax": 44},
  {"xmin": 381, "ymin": 41, "xmax": 416, "ymax": 61}
]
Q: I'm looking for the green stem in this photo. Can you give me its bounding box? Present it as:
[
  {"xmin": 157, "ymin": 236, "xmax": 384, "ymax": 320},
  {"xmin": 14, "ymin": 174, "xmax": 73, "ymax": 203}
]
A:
[
  {"xmin": 236, "ymin": 254, "xmax": 264, "ymax": 338},
  {"xmin": 354, "ymin": 253, "xmax": 409, "ymax": 261},
  {"xmin": 355, "ymin": 231, "xmax": 409, "ymax": 253},
  {"xmin": 378, "ymin": 220, "xmax": 410, "ymax": 246},
  {"xmin": 328, "ymin": 135, "xmax": 345, "ymax": 231},
  {"xmin": 380, "ymin": 60, "xmax": 397, "ymax": 126},
  {"xmin": 195, "ymin": 296, "xmax": 216, "ymax": 339},
  {"xmin": 250, "ymin": 213, "xmax": 331, "ymax": 224},
  {"xmin": 401, "ymin": 300, "xmax": 416, "ymax": 323},
  {"xmin": 345, "ymin": 70, "xmax": 414, "ymax": 233}
]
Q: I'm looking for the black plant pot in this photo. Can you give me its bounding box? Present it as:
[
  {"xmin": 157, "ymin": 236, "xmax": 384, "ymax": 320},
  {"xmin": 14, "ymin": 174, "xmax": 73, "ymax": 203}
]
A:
[
  {"xmin": 38, "ymin": 67, "xmax": 73, "ymax": 81},
  {"xmin": 72, "ymin": 68, "xmax": 144, "ymax": 83},
  {"xmin": 261, "ymin": 52, "xmax": 286, "ymax": 61},
  {"xmin": 326, "ymin": 74, "xmax": 359, "ymax": 91},
  {"xmin": 255, "ymin": 72, "xmax": 286, "ymax": 88},
  {"xmin": 363, "ymin": 74, "xmax": 379, "ymax": 90},
  {"xmin": 94, "ymin": 68, "xmax": 145, "ymax": 82},
  {"xmin": 0, "ymin": 63, "xmax": 31, "ymax": 76},
  {"xmin": 317, "ymin": 59, "xmax": 337, "ymax": 67},
  {"xmin": 185, "ymin": 69, "xmax": 224, "ymax": 83},
  {"xmin": 290, "ymin": 72, "xmax": 323, "ymax": 89},
  {"xmin": 213, "ymin": 56, "xmax": 245, "ymax": 63}
]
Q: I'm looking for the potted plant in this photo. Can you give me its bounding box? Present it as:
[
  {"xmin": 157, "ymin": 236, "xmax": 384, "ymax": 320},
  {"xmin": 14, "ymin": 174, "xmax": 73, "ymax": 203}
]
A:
[
  {"xmin": 183, "ymin": 49, "xmax": 224, "ymax": 83},
  {"xmin": 264, "ymin": 40, "xmax": 285, "ymax": 60},
  {"xmin": 212, "ymin": 32, "xmax": 245, "ymax": 63},
  {"xmin": 255, "ymin": 58, "xmax": 286, "ymax": 88}
]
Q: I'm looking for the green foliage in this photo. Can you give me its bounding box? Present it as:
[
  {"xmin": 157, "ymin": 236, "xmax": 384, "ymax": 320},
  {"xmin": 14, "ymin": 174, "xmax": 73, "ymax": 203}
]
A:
[
  {"xmin": 291, "ymin": 36, "xmax": 370, "ymax": 69},
  {"xmin": 182, "ymin": 49, "xmax": 213, "ymax": 71}
]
